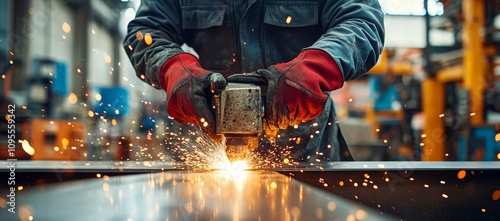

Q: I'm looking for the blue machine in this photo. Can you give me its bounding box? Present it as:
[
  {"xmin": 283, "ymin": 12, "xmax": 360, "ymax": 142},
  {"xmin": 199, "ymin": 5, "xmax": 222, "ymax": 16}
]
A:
[
  {"xmin": 459, "ymin": 125, "xmax": 500, "ymax": 161},
  {"xmin": 93, "ymin": 87, "xmax": 129, "ymax": 118},
  {"xmin": 368, "ymin": 75, "xmax": 400, "ymax": 111},
  {"xmin": 28, "ymin": 59, "xmax": 68, "ymax": 117}
]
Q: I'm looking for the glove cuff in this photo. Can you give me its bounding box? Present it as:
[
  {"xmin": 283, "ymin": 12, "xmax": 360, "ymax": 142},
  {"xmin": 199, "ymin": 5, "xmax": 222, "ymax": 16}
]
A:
[
  {"xmin": 309, "ymin": 49, "xmax": 343, "ymax": 90},
  {"xmin": 159, "ymin": 53, "xmax": 209, "ymax": 90},
  {"xmin": 275, "ymin": 49, "xmax": 344, "ymax": 92}
]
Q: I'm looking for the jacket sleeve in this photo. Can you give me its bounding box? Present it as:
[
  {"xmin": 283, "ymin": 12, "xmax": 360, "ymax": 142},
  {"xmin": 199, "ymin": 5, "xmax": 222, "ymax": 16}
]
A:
[
  {"xmin": 308, "ymin": 0, "xmax": 385, "ymax": 81},
  {"xmin": 123, "ymin": 0, "xmax": 185, "ymax": 89}
]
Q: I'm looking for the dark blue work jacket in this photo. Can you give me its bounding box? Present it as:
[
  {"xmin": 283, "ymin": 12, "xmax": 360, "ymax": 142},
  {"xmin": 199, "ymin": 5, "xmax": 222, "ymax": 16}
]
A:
[{"xmin": 124, "ymin": 0, "xmax": 385, "ymax": 162}]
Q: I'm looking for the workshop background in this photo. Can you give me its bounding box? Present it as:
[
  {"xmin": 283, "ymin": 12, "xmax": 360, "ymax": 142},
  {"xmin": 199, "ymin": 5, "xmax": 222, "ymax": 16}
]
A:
[{"xmin": 0, "ymin": 0, "xmax": 500, "ymax": 163}]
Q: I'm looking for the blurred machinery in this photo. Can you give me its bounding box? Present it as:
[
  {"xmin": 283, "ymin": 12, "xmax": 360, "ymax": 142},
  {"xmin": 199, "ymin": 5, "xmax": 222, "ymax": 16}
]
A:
[
  {"xmin": 28, "ymin": 59, "xmax": 69, "ymax": 118},
  {"xmin": 0, "ymin": 53, "xmax": 31, "ymax": 159},
  {"xmin": 365, "ymin": 49, "xmax": 422, "ymax": 160},
  {"xmin": 421, "ymin": 0, "xmax": 500, "ymax": 161},
  {"xmin": 87, "ymin": 86, "xmax": 130, "ymax": 161},
  {"xmin": 30, "ymin": 119, "xmax": 86, "ymax": 160},
  {"xmin": 361, "ymin": 0, "xmax": 500, "ymax": 161},
  {"xmin": 25, "ymin": 59, "xmax": 87, "ymax": 160}
]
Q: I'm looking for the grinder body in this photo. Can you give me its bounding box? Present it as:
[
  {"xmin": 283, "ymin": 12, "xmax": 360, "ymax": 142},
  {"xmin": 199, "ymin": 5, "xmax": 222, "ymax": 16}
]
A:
[{"xmin": 214, "ymin": 83, "xmax": 263, "ymax": 161}]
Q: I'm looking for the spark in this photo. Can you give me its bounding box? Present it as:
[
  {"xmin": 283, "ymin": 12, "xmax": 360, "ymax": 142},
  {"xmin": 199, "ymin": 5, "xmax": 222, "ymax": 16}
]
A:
[
  {"xmin": 95, "ymin": 94, "xmax": 102, "ymax": 101},
  {"xmin": 442, "ymin": 194, "xmax": 448, "ymax": 199},
  {"xmin": 61, "ymin": 138, "xmax": 69, "ymax": 147},
  {"xmin": 492, "ymin": 190, "xmax": 500, "ymax": 201},
  {"xmin": 457, "ymin": 170, "xmax": 466, "ymax": 179},
  {"xmin": 144, "ymin": 33, "xmax": 153, "ymax": 45},
  {"xmin": 270, "ymin": 182, "xmax": 277, "ymax": 189},
  {"xmin": 105, "ymin": 54, "xmax": 112, "ymax": 64},
  {"xmin": 327, "ymin": 202, "xmax": 336, "ymax": 211},
  {"xmin": 21, "ymin": 140, "xmax": 35, "ymax": 155},
  {"xmin": 68, "ymin": 93, "xmax": 78, "ymax": 104},
  {"xmin": 356, "ymin": 210, "xmax": 367, "ymax": 220},
  {"xmin": 136, "ymin": 31, "xmax": 144, "ymax": 41}
]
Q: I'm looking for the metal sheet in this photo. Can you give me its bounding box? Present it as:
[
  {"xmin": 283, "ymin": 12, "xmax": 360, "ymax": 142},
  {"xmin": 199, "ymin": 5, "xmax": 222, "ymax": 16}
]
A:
[{"xmin": 1, "ymin": 171, "xmax": 393, "ymax": 221}]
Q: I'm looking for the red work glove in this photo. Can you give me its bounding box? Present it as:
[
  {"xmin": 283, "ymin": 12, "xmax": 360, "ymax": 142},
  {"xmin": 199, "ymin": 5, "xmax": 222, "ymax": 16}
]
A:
[
  {"xmin": 159, "ymin": 53, "xmax": 226, "ymax": 138},
  {"xmin": 228, "ymin": 49, "xmax": 343, "ymax": 140}
]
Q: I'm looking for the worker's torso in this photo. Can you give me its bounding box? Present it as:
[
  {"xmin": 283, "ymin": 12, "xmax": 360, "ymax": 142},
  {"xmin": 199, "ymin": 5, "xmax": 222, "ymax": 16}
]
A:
[
  {"xmin": 179, "ymin": 0, "xmax": 324, "ymax": 76},
  {"xmin": 178, "ymin": 0, "xmax": 353, "ymax": 162}
]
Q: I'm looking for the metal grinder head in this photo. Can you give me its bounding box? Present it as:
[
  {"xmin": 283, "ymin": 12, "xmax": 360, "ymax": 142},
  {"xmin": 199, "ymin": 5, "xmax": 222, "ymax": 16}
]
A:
[{"xmin": 214, "ymin": 83, "xmax": 263, "ymax": 161}]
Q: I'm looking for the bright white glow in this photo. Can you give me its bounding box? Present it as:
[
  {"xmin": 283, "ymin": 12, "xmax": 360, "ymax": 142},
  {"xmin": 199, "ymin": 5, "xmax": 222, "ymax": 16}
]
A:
[
  {"xmin": 217, "ymin": 160, "xmax": 249, "ymax": 176},
  {"xmin": 379, "ymin": 0, "xmax": 444, "ymax": 16}
]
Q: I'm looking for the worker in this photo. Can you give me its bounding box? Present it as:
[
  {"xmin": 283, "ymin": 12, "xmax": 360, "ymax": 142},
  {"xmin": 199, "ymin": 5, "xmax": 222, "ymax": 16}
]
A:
[{"xmin": 124, "ymin": 1, "xmax": 385, "ymax": 162}]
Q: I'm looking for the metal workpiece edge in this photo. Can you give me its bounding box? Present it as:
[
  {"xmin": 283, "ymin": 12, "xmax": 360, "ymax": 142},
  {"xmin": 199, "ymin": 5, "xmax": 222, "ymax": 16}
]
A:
[{"xmin": 1, "ymin": 161, "xmax": 499, "ymax": 173}]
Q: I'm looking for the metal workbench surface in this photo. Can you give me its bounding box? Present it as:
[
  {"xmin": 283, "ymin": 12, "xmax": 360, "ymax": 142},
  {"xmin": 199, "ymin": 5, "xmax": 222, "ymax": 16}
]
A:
[
  {"xmin": 1, "ymin": 160, "xmax": 499, "ymax": 220},
  {"xmin": 0, "ymin": 170, "xmax": 394, "ymax": 221}
]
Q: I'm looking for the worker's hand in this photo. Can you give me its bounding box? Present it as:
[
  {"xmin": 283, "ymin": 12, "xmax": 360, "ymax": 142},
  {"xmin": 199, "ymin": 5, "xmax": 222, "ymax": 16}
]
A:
[
  {"xmin": 231, "ymin": 49, "xmax": 344, "ymax": 140},
  {"xmin": 159, "ymin": 53, "xmax": 226, "ymax": 139}
]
